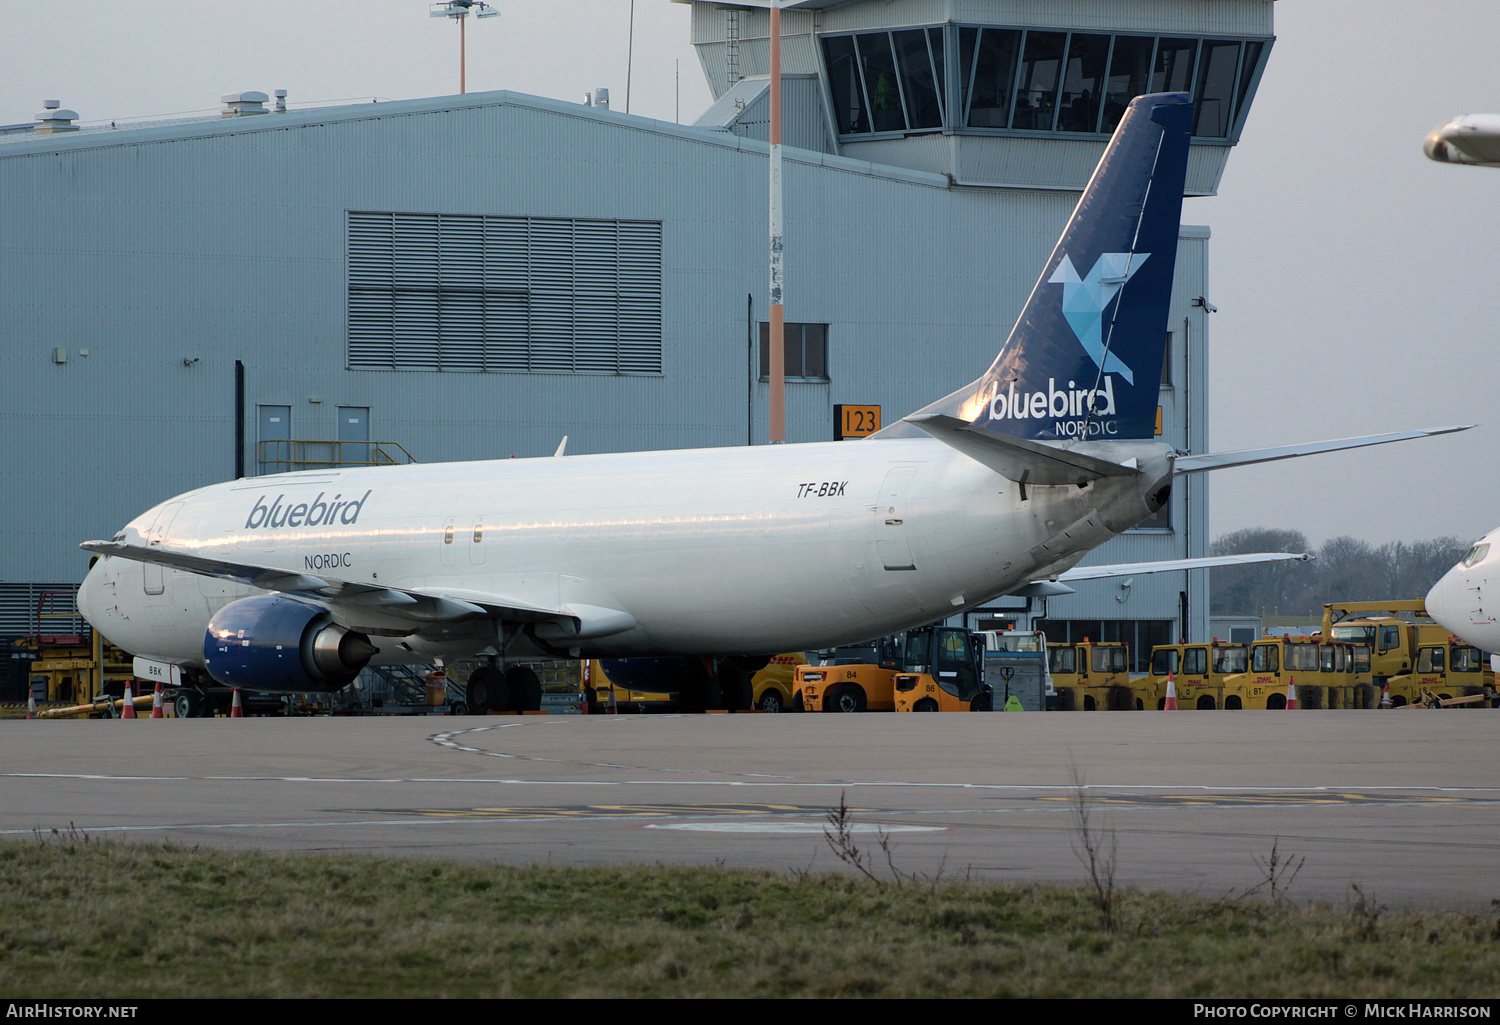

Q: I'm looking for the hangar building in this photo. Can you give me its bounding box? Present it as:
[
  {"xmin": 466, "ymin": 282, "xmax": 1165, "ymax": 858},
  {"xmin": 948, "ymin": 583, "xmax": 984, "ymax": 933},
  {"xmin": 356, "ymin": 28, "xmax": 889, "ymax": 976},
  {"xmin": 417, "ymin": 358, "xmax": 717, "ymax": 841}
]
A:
[{"xmin": 0, "ymin": 0, "xmax": 1274, "ymax": 665}]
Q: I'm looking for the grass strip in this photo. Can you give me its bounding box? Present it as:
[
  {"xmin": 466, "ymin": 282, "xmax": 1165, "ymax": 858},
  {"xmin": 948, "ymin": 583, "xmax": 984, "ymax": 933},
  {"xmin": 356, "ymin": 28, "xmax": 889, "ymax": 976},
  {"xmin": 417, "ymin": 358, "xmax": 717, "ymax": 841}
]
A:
[{"xmin": 1, "ymin": 833, "xmax": 1497, "ymax": 998}]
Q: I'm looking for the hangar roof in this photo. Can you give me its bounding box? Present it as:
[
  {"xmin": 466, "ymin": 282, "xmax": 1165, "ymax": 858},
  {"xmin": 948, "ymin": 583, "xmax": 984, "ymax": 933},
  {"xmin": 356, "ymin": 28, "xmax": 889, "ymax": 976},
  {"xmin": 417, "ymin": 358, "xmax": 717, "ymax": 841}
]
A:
[{"xmin": 0, "ymin": 88, "xmax": 948, "ymax": 190}]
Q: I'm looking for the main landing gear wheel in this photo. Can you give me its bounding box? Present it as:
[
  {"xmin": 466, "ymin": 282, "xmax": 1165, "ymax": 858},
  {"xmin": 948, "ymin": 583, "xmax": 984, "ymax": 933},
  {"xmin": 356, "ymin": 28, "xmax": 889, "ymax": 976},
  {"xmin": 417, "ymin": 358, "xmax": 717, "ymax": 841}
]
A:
[
  {"xmin": 466, "ymin": 666, "xmax": 510, "ymax": 714},
  {"xmin": 506, "ymin": 665, "xmax": 542, "ymax": 712}
]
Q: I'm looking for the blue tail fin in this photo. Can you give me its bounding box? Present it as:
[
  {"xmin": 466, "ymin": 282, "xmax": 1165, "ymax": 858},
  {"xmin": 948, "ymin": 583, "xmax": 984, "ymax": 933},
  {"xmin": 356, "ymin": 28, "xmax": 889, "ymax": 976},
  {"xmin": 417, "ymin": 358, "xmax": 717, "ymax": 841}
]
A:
[{"xmin": 896, "ymin": 92, "xmax": 1193, "ymax": 443}]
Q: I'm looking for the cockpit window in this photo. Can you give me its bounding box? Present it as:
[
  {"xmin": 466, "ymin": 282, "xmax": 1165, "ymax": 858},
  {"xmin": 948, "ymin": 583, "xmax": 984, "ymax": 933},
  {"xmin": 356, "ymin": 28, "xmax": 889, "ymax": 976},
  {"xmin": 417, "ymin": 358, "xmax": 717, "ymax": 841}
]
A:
[{"xmin": 1462, "ymin": 543, "xmax": 1489, "ymax": 568}]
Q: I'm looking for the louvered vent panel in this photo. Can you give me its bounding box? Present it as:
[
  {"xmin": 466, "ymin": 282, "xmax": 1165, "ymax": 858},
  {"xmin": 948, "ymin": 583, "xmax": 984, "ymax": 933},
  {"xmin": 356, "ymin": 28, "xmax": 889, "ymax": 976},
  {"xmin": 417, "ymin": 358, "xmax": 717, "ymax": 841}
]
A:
[{"xmin": 348, "ymin": 212, "xmax": 661, "ymax": 375}]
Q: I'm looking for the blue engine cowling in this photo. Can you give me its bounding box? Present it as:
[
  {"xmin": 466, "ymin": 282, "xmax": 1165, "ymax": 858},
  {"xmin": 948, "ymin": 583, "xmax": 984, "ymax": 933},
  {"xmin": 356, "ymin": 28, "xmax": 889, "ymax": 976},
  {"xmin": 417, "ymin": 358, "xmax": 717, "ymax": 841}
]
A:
[{"xmin": 203, "ymin": 595, "xmax": 376, "ymax": 692}]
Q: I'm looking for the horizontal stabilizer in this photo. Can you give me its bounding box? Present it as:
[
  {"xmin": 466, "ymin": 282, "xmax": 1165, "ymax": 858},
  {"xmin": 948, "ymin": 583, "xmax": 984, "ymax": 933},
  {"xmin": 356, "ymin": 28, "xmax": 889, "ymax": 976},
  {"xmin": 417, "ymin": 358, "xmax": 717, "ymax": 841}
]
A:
[
  {"xmin": 906, "ymin": 414, "xmax": 1137, "ymax": 485},
  {"xmin": 1050, "ymin": 552, "xmax": 1312, "ymax": 583},
  {"xmin": 1172, "ymin": 426, "xmax": 1472, "ymax": 475}
]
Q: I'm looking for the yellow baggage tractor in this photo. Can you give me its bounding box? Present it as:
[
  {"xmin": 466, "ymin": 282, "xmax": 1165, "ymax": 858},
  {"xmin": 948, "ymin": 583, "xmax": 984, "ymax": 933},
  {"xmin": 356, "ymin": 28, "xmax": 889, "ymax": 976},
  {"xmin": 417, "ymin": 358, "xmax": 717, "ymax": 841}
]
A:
[
  {"xmin": 1145, "ymin": 641, "xmax": 1249, "ymax": 709},
  {"xmin": 1383, "ymin": 627, "xmax": 1495, "ymax": 708},
  {"xmin": 1221, "ymin": 636, "xmax": 1362, "ymax": 709},
  {"xmin": 1048, "ymin": 639, "xmax": 1135, "ymax": 710}
]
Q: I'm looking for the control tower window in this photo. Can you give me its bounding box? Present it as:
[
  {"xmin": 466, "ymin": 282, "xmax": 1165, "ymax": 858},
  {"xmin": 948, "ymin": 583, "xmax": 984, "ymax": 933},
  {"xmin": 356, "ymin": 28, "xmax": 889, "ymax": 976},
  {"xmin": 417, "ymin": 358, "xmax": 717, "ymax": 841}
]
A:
[
  {"xmin": 1102, "ymin": 35, "xmax": 1153, "ymax": 132},
  {"xmin": 823, "ymin": 27, "xmax": 1270, "ymax": 143},
  {"xmin": 960, "ymin": 27, "xmax": 1021, "ymax": 129},
  {"xmin": 1012, "ymin": 31, "xmax": 1066, "ymax": 130},
  {"xmin": 824, "ymin": 35, "xmax": 869, "ymax": 135},
  {"xmin": 894, "ymin": 29, "xmax": 944, "ymax": 130},
  {"xmin": 1193, "ymin": 40, "xmax": 1243, "ymax": 138},
  {"xmin": 1152, "ymin": 38, "xmax": 1199, "ymax": 94},
  {"xmin": 1057, "ymin": 34, "xmax": 1109, "ymax": 133},
  {"xmin": 859, "ymin": 33, "xmax": 906, "ymax": 133}
]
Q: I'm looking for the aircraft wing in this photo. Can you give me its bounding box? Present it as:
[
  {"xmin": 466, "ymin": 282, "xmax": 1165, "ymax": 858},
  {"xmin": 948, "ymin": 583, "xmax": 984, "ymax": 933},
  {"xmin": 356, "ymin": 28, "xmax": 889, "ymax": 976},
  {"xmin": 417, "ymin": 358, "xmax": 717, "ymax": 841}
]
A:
[
  {"xmin": 1171, "ymin": 426, "xmax": 1472, "ymax": 475},
  {"xmin": 905, "ymin": 414, "xmax": 1138, "ymax": 485},
  {"xmin": 79, "ymin": 540, "xmax": 637, "ymax": 640}
]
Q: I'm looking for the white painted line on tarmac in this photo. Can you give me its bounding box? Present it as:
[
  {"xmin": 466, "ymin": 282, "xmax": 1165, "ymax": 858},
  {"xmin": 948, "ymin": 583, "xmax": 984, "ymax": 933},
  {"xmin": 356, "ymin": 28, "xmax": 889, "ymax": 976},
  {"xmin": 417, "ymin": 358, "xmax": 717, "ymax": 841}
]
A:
[
  {"xmin": 0, "ymin": 813, "xmax": 762, "ymax": 837},
  {"xmin": 2, "ymin": 771, "xmax": 1499, "ymax": 793},
  {"xmin": 644, "ymin": 821, "xmax": 945, "ymax": 834}
]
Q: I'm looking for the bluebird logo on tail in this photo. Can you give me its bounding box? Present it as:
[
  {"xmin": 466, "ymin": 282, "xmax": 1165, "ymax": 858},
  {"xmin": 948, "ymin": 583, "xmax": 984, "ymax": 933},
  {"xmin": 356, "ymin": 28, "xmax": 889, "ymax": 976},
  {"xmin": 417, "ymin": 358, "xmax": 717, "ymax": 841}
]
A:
[
  {"xmin": 1048, "ymin": 252, "xmax": 1149, "ymax": 386},
  {"xmin": 886, "ymin": 93, "xmax": 1193, "ymax": 444}
]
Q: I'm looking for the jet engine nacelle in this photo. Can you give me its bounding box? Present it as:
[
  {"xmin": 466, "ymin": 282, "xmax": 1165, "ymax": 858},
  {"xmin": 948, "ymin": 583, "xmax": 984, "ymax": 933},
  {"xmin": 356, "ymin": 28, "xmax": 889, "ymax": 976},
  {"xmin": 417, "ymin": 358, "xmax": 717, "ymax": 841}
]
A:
[{"xmin": 203, "ymin": 595, "xmax": 376, "ymax": 691}]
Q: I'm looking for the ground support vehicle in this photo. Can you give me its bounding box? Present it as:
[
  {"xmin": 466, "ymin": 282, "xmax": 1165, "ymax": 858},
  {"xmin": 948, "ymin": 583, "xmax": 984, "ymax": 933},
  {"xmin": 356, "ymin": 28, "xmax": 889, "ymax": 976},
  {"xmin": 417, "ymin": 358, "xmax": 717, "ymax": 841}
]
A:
[
  {"xmin": 801, "ymin": 628, "xmax": 982, "ymax": 712},
  {"xmin": 1320, "ymin": 601, "xmax": 1496, "ymax": 707},
  {"xmin": 11, "ymin": 634, "xmax": 139, "ymax": 718},
  {"xmin": 892, "ymin": 629, "xmax": 991, "ymax": 711},
  {"xmin": 798, "ymin": 635, "xmax": 904, "ymax": 712},
  {"xmin": 1383, "ymin": 626, "xmax": 1495, "ymax": 708},
  {"xmin": 586, "ymin": 654, "xmax": 808, "ymax": 713},
  {"xmin": 1319, "ymin": 600, "xmax": 1425, "ymax": 701},
  {"xmin": 747, "ymin": 653, "xmax": 808, "ymax": 712},
  {"xmin": 1145, "ymin": 642, "xmax": 1250, "ymax": 709},
  {"xmin": 1047, "ymin": 640, "xmax": 1135, "ymax": 710},
  {"xmin": 1219, "ymin": 636, "xmax": 1366, "ymax": 709}
]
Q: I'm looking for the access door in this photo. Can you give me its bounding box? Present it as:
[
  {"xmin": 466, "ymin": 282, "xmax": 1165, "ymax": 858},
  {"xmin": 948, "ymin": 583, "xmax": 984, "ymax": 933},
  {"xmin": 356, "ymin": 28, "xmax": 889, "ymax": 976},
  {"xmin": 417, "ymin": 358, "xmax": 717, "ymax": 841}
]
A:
[{"xmin": 873, "ymin": 466, "xmax": 918, "ymax": 571}]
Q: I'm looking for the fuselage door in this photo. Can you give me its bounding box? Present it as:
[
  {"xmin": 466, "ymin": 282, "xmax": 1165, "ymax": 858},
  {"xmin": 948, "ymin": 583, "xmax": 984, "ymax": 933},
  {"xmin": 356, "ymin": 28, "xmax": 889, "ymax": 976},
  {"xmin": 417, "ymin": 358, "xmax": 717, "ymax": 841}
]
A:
[
  {"xmin": 874, "ymin": 466, "xmax": 918, "ymax": 571},
  {"xmin": 141, "ymin": 501, "xmax": 183, "ymax": 596}
]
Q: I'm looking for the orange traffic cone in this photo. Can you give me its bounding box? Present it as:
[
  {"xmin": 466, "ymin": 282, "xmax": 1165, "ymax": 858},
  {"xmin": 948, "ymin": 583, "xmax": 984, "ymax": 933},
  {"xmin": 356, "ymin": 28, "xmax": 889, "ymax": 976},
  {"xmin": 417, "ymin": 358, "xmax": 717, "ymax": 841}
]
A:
[
  {"xmin": 121, "ymin": 682, "xmax": 136, "ymax": 719},
  {"xmin": 150, "ymin": 682, "xmax": 165, "ymax": 719},
  {"xmin": 230, "ymin": 689, "xmax": 244, "ymax": 718},
  {"xmin": 1285, "ymin": 675, "xmax": 1298, "ymax": 710},
  {"xmin": 1164, "ymin": 672, "xmax": 1179, "ymax": 710},
  {"xmin": 1380, "ymin": 682, "xmax": 1393, "ymax": 708},
  {"xmin": 26, "ymin": 691, "xmax": 37, "ymax": 719}
]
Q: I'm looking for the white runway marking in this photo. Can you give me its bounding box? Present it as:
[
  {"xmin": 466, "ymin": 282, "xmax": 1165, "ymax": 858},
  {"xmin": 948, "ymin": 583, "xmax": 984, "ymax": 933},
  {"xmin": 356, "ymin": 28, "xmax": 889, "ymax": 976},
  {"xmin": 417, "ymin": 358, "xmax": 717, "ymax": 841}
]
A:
[
  {"xmin": 644, "ymin": 821, "xmax": 945, "ymax": 834},
  {"xmin": 1, "ymin": 771, "xmax": 1499, "ymax": 794}
]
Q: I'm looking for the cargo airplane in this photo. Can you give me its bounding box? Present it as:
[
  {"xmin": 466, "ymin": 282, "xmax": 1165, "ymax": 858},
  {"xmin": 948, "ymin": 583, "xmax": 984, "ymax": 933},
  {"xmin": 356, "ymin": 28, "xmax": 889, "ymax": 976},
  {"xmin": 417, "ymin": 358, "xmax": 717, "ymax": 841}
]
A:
[{"xmin": 77, "ymin": 93, "xmax": 1467, "ymax": 712}]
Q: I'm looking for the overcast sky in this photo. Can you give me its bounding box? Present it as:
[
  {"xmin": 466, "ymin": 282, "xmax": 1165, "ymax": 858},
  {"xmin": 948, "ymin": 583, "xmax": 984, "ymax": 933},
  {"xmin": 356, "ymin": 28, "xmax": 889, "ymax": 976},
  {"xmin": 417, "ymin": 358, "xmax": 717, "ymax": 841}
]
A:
[{"xmin": 5, "ymin": 1, "xmax": 1498, "ymax": 549}]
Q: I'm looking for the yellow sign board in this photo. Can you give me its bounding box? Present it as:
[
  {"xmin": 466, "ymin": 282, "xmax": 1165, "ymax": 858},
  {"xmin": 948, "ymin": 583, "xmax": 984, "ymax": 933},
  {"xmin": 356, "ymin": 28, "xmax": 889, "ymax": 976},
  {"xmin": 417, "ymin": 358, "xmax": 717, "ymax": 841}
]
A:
[{"xmin": 834, "ymin": 404, "xmax": 881, "ymax": 440}]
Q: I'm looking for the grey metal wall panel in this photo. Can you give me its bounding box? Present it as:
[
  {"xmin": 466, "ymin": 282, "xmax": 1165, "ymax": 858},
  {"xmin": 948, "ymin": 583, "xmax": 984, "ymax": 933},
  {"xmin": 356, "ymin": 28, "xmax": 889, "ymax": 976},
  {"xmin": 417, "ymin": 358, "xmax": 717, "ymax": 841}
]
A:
[
  {"xmin": 837, "ymin": 135, "xmax": 955, "ymax": 177},
  {"xmin": 814, "ymin": 0, "xmax": 955, "ymax": 33},
  {"xmin": 716, "ymin": 77, "xmax": 834, "ymax": 153},
  {"xmin": 936, "ymin": 1, "xmax": 1268, "ymax": 35}
]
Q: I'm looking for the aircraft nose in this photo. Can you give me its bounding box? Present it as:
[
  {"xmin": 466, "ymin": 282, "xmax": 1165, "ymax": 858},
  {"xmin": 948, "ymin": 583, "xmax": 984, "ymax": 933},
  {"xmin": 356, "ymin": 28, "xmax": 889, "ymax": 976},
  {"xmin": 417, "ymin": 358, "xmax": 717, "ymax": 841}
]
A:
[
  {"xmin": 1425, "ymin": 567, "xmax": 1462, "ymax": 630},
  {"xmin": 77, "ymin": 559, "xmax": 103, "ymax": 625}
]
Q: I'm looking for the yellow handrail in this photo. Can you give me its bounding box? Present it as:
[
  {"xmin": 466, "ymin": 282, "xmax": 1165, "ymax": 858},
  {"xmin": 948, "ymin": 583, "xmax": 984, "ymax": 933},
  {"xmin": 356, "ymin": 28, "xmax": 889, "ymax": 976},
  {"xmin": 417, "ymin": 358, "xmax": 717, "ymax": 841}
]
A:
[{"xmin": 255, "ymin": 439, "xmax": 418, "ymax": 473}]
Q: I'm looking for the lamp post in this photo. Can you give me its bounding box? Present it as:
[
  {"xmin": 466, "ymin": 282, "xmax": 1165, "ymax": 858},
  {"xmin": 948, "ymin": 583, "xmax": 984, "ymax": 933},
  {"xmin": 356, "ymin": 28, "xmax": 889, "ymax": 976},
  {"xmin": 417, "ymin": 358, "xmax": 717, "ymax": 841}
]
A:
[
  {"xmin": 429, "ymin": 1, "xmax": 500, "ymax": 95},
  {"xmin": 768, "ymin": 0, "xmax": 785, "ymax": 443}
]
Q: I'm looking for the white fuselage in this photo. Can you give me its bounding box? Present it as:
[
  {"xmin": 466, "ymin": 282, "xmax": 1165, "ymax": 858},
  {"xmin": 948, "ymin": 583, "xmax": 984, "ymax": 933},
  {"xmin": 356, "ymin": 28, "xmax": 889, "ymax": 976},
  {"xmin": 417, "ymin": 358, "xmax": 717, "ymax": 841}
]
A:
[
  {"xmin": 78, "ymin": 436, "xmax": 1168, "ymax": 668},
  {"xmin": 1425, "ymin": 529, "xmax": 1500, "ymax": 651}
]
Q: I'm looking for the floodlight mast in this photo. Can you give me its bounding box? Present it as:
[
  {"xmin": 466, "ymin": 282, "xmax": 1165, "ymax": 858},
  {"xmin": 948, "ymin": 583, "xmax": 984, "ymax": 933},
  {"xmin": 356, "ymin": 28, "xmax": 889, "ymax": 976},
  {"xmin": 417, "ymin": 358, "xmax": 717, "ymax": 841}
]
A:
[
  {"xmin": 767, "ymin": 0, "xmax": 785, "ymax": 444},
  {"xmin": 429, "ymin": 1, "xmax": 499, "ymax": 95}
]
